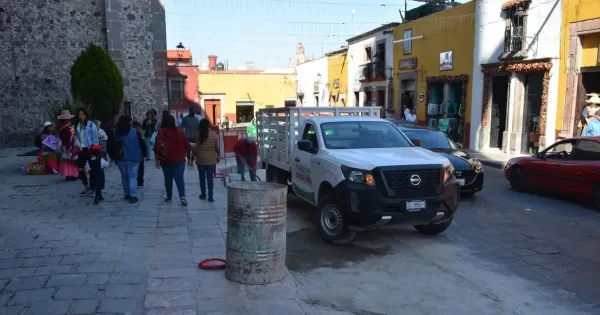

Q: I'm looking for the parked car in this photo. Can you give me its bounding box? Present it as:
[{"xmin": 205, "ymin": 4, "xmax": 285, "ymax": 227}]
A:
[
  {"xmin": 397, "ymin": 124, "xmax": 484, "ymax": 197},
  {"xmin": 504, "ymin": 136, "xmax": 600, "ymax": 208}
]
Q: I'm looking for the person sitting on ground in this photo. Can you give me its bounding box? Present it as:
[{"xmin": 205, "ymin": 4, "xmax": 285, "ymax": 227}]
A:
[{"xmin": 233, "ymin": 136, "xmax": 258, "ymax": 182}]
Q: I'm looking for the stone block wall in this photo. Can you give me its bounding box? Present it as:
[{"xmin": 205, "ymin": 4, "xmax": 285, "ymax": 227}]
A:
[{"xmin": 0, "ymin": 0, "xmax": 167, "ymax": 148}]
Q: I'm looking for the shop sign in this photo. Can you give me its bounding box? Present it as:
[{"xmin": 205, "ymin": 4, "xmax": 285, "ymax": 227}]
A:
[
  {"xmin": 399, "ymin": 57, "xmax": 418, "ymax": 70},
  {"xmin": 333, "ymin": 79, "xmax": 340, "ymax": 89},
  {"xmin": 418, "ymin": 92, "xmax": 424, "ymax": 102}
]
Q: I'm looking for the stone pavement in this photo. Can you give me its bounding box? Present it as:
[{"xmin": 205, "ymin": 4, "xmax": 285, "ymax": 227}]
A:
[{"xmin": 0, "ymin": 149, "xmax": 309, "ymax": 315}]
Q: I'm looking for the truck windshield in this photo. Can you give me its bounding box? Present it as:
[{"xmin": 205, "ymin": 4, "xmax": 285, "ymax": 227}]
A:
[{"xmin": 320, "ymin": 121, "xmax": 412, "ymax": 149}]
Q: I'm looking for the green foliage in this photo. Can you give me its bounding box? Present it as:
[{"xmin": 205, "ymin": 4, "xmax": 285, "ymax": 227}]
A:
[
  {"xmin": 46, "ymin": 99, "xmax": 94, "ymax": 125},
  {"xmin": 70, "ymin": 43, "xmax": 124, "ymax": 124}
]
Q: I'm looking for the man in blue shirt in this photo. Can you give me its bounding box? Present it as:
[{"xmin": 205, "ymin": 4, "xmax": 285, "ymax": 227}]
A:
[{"xmin": 582, "ymin": 109, "xmax": 600, "ymax": 136}]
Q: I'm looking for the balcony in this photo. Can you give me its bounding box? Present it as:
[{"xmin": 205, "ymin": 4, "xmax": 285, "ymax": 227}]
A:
[
  {"xmin": 359, "ymin": 61, "xmax": 386, "ymax": 83},
  {"xmin": 499, "ymin": 26, "xmax": 527, "ymax": 60}
]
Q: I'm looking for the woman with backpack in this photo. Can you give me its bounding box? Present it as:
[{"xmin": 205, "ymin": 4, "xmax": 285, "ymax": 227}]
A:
[
  {"xmin": 113, "ymin": 115, "xmax": 145, "ymax": 204},
  {"xmin": 154, "ymin": 114, "xmax": 190, "ymax": 206}
]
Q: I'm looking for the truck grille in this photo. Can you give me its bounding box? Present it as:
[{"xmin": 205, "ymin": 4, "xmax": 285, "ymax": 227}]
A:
[{"xmin": 383, "ymin": 169, "xmax": 440, "ymax": 199}]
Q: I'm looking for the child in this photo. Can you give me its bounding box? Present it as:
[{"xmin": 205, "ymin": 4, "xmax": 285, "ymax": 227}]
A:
[
  {"xmin": 132, "ymin": 121, "xmax": 148, "ymax": 188},
  {"xmin": 89, "ymin": 144, "xmax": 106, "ymax": 205}
]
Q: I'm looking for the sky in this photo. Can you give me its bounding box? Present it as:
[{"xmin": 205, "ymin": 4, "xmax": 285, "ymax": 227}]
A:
[{"xmin": 165, "ymin": 0, "xmax": 470, "ymax": 69}]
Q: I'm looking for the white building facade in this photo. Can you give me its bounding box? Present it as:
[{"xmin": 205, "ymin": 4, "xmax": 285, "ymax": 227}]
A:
[
  {"xmin": 295, "ymin": 57, "xmax": 329, "ymax": 107},
  {"xmin": 469, "ymin": 0, "xmax": 561, "ymax": 155},
  {"xmin": 347, "ymin": 23, "xmax": 399, "ymax": 115}
]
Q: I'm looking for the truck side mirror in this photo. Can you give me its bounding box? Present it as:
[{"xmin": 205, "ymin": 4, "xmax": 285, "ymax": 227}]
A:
[
  {"xmin": 298, "ymin": 140, "xmax": 315, "ymax": 153},
  {"xmin": 410, "ymin": 138, "xmax": 421, "ymax": 147}
]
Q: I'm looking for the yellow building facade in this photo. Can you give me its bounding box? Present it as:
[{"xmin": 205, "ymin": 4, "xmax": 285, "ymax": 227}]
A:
[
  {"xmin": 557, "ymin": 0, "xmax": 600, "ymax": 138},
  {"xmin": 392, "ymin": 1, "xmax": 475, "ymax": 146},
  {"xmin": 326, "ymin": 48, "xmax": 349, "ymax": 107},
  {"xmin": 198, "ymin": 71, "xmax": 297, "ymax": 125}
]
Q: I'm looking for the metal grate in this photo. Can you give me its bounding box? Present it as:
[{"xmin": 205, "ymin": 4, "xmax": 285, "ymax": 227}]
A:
[{"xmin": 384, "ymin": 169, "xmax": 440, "ymax": 199}]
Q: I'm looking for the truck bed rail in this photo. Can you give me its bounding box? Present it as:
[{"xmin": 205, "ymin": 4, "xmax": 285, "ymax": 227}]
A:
[{"xmin": 256, "ymin": 107, "xmax": 381, "ymax": 171}]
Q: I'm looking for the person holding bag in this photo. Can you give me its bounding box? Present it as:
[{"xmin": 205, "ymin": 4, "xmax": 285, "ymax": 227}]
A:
[{"xmin": 75, "ymin": 108, "xmax": 99, "ymax": 196}]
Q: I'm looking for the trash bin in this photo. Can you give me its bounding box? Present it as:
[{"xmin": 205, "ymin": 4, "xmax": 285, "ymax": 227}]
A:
[{"xmin": 225, "ymin": 181, "xmax": 287, "ymax": 284}]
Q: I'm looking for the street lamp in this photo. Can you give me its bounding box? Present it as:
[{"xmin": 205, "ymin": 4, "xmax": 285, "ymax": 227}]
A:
[{"xmin": 176, "ymin": 42, "xmax": 185, "ymax": 64}]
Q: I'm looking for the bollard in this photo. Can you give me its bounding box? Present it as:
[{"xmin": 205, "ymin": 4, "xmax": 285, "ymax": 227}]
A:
[{"xmin": 225, "ymin": 181, "xmax": 287, "ymax": 284}]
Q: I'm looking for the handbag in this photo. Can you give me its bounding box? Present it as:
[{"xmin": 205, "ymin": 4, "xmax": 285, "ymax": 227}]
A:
[
  {"xmin": 150, "ymin": 131, "xmax": 158, "ymax": 145},
  {"xmin": 109, "ymin": 130, "xmax": 123, "ymax": 160},
  {"xmin": 42, "ymin": 135, "xmax": 60, "ymax": 151}
]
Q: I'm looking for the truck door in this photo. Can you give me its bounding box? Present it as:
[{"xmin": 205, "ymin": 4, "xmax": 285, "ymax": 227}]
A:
[{"xmin": 291, "ymin": 123, "xmax": 318, "ymax": 204}]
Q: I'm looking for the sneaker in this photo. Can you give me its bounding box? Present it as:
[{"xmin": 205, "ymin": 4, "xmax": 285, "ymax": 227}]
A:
[
  {"xmin": 80, "ymin": 189, "xmax": 88, "ymax": 196},
  {"xmin": 164, "ymin": 198, "xmax": 172, "ymax": 203},
  {"xmin": 199, "ymin": 194, "xmax": 206, "ymax": 200},
  {"xmin": 129, "ymin": 197, "xmax": 139, "ymax": 204},
  {"xmin": 180, "ymin": 197, "xmax": 188, "ymax": 206},
  {"xmin": 137, "ymin": 185, "xmax": 144, "ymax": 189},
  {"xmin": 208, "ymin": 196, "xmax": 214, "ymax": 203},
  {"xmin": 87, "ymin": 190, "xmax": 95, "ymax": 197},
  {"xmin": 124, "ymin": 195, "xmax": 131, "ymax": 200}
]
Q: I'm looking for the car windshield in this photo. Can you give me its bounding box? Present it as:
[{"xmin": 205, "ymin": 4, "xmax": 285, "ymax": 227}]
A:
[
  {"xmin": 320, "ymin": 121, "xmax": 412, "ymax": 149},
  {"xmin": 401, "ymin": 129, "xmax": 457, "ymax": 150}
]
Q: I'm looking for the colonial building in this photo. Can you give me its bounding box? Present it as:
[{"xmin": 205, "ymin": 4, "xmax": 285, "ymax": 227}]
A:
[
  {"xmin": 470, "ymin": 0, "xmax": 562, "ymax": 155},
  {"xmin": 0, "ymin": 0, "xmax": 168, "ymax": 148},
  {"xmin": 167, "ymin": 48, "xmax": 200, "ymax": 119},
  {"xmin": 393, "ymin": 1, "xmax": 475, "ymax": 146},
  {"xmin": 295, "ymin": 56, "xmax": 329, "ymax": 107},
  {"xmin": 347, "ymin": 22, "xmax": 399, "ymax": 115},
  {"xmin": 557, "ymin": 0, "xmax": 600, "ymax": 138},
  {"xmin": 326, "ymin": 48, "xmax": 349, "ymax": 107},
  {"xmin": 198, "ymin": 55, "xmax": 296, "ymax": 127}
]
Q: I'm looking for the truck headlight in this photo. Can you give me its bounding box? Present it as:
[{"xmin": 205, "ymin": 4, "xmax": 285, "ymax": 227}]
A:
[
  {"xmin": 341, "ymin": 165, "xmax": 375, "ymax": 187},
  {"xmin": 443, "ymin": 164, "xmax": 455, "ymax": 183},
  {"xmin": 471, "ymin": 160, "xmax": 483, "ymax": 173}
]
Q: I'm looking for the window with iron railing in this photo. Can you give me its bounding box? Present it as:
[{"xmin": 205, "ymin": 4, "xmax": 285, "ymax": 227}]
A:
[
  {"xmin": 359, "ymin": 61, "xmax": 385, "ymax": 80},
  {"xmin": 504, "ymin": 4, "xmax": 527, "ymax": 53},
  {"xmin": 170, "ymin": 80, "xmax": 183, "ymax": 100}
]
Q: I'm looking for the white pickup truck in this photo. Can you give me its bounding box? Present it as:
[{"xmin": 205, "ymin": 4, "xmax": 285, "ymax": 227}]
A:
[{"xmin": 257, "ymin": 107, "xmax": 460, "ymax": 244}]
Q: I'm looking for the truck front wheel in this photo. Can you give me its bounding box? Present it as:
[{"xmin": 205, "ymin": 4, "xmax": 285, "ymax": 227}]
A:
[
  {"xmin": 316, "ymin": 195, "xmax": 356, "ymax": 244},
  {"xmin": 414, "ymin": 216, "xmax": 453, "ymax": 235}
]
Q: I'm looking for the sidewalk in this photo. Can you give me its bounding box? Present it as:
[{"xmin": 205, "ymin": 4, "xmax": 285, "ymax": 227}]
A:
[{"xmin": 0, "ymin": 148, "xmax": 313, "ymax": 314}]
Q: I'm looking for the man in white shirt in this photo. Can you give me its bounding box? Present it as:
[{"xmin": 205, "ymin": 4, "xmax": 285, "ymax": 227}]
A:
[
  {"xmin": 404, "ymin": 106, "xmax": 411, "ymax": 120},
  {"xmin": 406, "ymin": 108, "xmax": 417, "ymax": 122}
]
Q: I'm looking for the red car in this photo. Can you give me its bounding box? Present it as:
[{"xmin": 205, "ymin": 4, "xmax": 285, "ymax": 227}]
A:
[{"xmin": 504, "ymin": 136, "xmax": 600, "ymax": 208}]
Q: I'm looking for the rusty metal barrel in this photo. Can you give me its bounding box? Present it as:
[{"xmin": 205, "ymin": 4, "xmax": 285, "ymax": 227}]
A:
[{"xmin": 225, "ymin": 181, "xmax": 288, "ymax": 284}]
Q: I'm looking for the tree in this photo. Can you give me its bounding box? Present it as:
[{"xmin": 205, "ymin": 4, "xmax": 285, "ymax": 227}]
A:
[{"xmin": 70, "ymin": 43, "xmax": 123, "ymax": 123}]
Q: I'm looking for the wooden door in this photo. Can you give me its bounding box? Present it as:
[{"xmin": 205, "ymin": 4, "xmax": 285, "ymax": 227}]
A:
[{"xmin": 204, "ymin": 99, "xmax": 221, "ymax": 126}]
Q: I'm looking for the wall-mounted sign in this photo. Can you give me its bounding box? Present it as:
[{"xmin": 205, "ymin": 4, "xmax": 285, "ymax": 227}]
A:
[
  {"xmin": 333, "ymin": 79, "xmax": 340, "ymax": 89},
  {"xmin": 418, "ymin": 92, "xmax": 424, "ymax": 102},
  {"xmin": 398, "ymin": 57, "xmax": 418, "ymax": 70},
  {"xmin": 440, "ymin": 51, "xmax": 453, "ymax": 71}
]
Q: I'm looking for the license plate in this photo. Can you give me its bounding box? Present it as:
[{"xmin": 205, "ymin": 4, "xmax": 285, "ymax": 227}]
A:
[
  {"xmin": 406, "ymin": 200, "xmax": 426, "ymax": 212},
  {"xmin": 457, "ymin": 179, "xmax": 465, "ymax": 186}
]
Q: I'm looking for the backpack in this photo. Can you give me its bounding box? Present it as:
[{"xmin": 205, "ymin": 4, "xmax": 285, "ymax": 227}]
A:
[
  {"xmin": 154, "ymin": 132, "xmax": 170, "ymax": 161},
  {"xmin": 109, "ymin": 130, "xmax": 123, "ymax": 160}
]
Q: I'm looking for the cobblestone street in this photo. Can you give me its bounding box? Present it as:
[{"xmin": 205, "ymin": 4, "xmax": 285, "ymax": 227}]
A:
[
  {"xmin": 0, "ymin": 153, "xmax": 306, "ymax": 315},
  {"xmin": 286, "ymin": 166, "xmax": 600, "ymax": 315},
  {"xmin": 1, "ymin": 150, "xmax": 600, "ymax": 314}
]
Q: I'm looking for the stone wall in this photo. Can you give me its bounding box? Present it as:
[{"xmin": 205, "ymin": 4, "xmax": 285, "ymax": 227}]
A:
[{"xmin": 0, "ymin": 0, "xmax": 167, "ymax": 148}]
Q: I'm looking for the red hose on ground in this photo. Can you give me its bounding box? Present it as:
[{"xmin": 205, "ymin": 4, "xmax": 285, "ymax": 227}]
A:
[{"xmin": 198, "ymin": 258, "xmax": 226, "ymax": 270}]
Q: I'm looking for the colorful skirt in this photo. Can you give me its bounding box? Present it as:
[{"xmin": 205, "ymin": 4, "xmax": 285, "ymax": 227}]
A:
[{"xmin": 59, "ymin": 159, "xmax": 78, "ymax": 177}]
